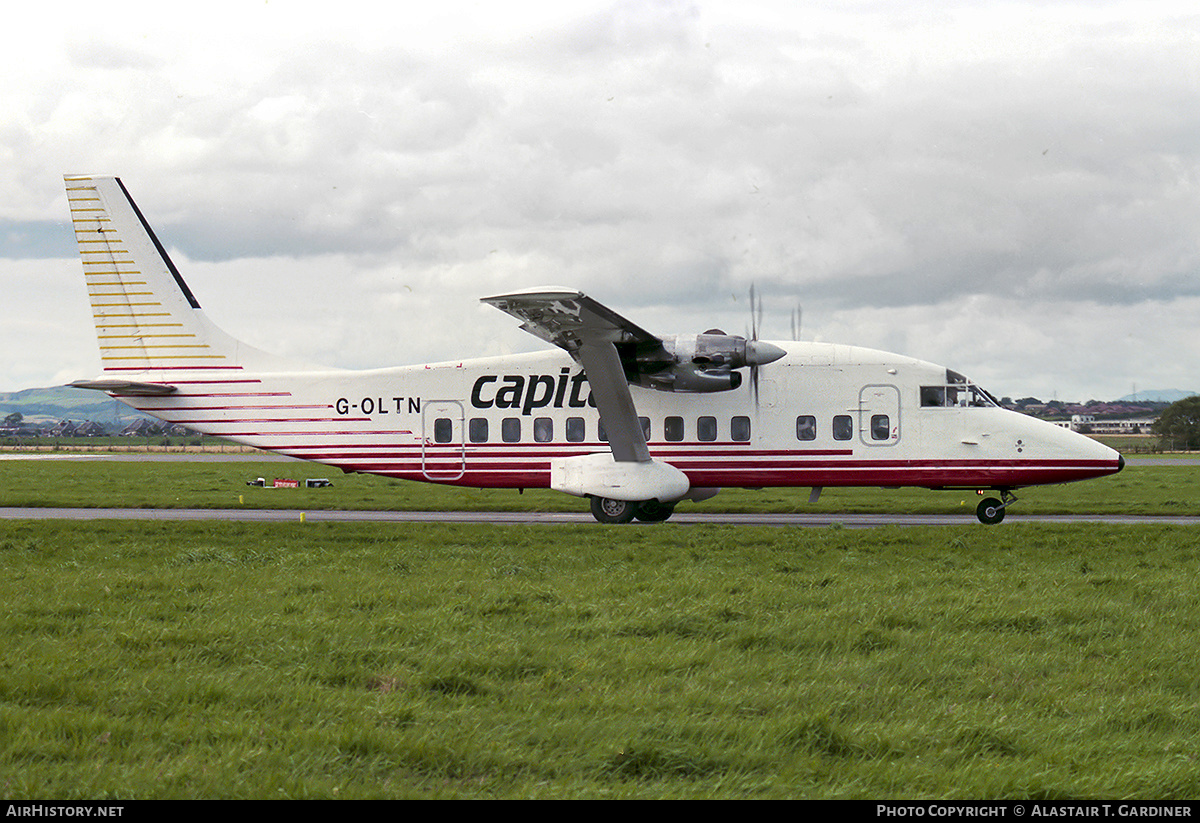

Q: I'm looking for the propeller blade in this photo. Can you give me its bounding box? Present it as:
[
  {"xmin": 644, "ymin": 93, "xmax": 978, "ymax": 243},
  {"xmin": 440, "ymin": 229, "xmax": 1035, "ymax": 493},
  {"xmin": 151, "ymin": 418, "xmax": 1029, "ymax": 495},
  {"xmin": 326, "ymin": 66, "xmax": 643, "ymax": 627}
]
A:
[
  {"xmin": 748, "ymin": 284, "xmax": 768, "ymax": 408},
  {"xmin": 749, "ymin": 284, "xmax": 762, "ymax": 341},
  {"xmin": 749, "ymin": 284, "xmax": 755, "ymax": 339}
]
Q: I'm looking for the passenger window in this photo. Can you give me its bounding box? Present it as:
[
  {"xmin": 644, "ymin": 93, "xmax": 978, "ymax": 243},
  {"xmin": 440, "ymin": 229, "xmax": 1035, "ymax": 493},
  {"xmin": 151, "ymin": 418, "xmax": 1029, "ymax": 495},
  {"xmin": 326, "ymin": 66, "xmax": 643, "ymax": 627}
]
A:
[
  {"xmin": 468, "ymin": 418, "xmax": 488, "ymax": 443},
  {"xmin": 566, "ymin": 417, "xmax": 585, "ymax": 442},
  {"xmin": 796, "ymin": 415, "xmax": 816, "ymax": 441},
  {"xmin": 534, "ymin": 417, "xmax": 553, "ymax": 443},
  {"xmin": 639, "ymin": 417, "xmax": 651, "ymax": 441},
  {"xmin": 502, "ymin": 418, "xmax": 521, "ymax": 443},
  {"xmin": 833, "ymin": 415, "xmax": 853, "ymax": 441},
  {"xmin": 664, "ymin": 416, "xmax": 684, "ymax": 442},
  {"xmin": 697, "ymin": 416, "xmax": 717, "ymax": 442},
  {"xmin": 871, "ymin": 414, "xmax": 890, "ymax": 441},
  {"xmin": 434, "ymin": 418, "xmax": 453, "ymax": 443},
  {"xmin": 731, "ymin": 416, "xmax": 751, "ymax": 442},
  {"xmin": 598, "ymin": 421, "xmax": 607, "ymax": 442}
]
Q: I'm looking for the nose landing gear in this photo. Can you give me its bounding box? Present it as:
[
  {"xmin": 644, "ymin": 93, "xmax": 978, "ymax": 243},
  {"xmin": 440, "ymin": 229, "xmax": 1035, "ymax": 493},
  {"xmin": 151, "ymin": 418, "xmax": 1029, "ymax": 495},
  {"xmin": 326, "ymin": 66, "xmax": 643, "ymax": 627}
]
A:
[{"xmin": 976, "ymin": 490, "xmax": 1016, "ymax": 525}]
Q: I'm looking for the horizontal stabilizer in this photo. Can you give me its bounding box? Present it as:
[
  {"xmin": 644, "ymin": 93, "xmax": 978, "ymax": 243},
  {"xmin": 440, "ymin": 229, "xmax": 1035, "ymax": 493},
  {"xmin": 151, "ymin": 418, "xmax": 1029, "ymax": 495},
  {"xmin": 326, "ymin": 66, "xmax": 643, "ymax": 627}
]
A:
[{"xmin": 69, "ymin": 379, "xmax": 178, "ymax": 396}]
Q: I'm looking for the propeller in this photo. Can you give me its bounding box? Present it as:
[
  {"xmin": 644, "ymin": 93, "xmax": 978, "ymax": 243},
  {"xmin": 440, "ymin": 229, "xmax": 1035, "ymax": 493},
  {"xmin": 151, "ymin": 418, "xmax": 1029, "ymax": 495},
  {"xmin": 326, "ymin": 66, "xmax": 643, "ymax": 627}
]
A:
[{"xmin": 746, "ymin": 284, "xmax": 775, "ymax": 407}]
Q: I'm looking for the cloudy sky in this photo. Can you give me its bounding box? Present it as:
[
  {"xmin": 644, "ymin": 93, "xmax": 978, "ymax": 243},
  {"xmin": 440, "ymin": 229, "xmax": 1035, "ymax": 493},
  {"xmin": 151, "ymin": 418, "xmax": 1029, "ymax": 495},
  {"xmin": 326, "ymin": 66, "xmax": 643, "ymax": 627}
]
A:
[{"xmin": 3, "ymin": 0, "xmax": 1198, "ymax": 401}]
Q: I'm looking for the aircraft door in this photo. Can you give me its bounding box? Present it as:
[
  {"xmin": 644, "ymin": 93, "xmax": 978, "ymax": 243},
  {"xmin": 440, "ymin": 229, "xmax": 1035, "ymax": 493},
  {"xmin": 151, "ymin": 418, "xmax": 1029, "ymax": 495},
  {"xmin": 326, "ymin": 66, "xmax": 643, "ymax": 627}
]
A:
[
  {"xmin": 422, "ymin": 400, "xmax": 465, "ymax": 480},
  {"xmin": 859, "ymin": 384, "xmax": 900, "ymax": 446}
]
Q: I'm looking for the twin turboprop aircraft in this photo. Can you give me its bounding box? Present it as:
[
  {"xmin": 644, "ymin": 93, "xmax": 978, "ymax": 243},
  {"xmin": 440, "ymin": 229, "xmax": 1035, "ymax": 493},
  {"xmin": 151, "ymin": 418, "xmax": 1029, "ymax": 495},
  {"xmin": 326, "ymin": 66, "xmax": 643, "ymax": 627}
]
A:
[{"xmin": 64, "ymin": 175, "xmax": 1124, "ymax": 524}]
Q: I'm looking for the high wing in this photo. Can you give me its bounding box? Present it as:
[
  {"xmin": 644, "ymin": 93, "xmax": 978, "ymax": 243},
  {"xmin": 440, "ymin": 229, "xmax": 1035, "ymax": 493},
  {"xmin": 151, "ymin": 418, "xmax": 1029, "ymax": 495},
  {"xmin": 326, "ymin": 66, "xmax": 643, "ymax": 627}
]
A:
[
  {"xmin": 482, "ymin": 287, "xmax": 787, "ymax": 470},
  {"xmin": 479, "ymin": 287, "xmax": 662, "ymax": 358},
  {"xmin": 483, "ymin": 287, "xmax": 787, "ymax": 504},
  {"xmin": 482, "ymin": 288, "xmax": 659, "ymax": 463}
]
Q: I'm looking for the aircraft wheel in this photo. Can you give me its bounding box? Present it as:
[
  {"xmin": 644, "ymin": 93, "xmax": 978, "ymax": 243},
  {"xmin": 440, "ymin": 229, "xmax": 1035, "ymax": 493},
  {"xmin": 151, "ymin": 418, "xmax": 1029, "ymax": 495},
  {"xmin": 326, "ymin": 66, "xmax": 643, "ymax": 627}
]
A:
[
  {"xmin": 590, "ymin": 496, "xmax": 638, "ymax": 524},
  {"xmin": 635, "ymin": 501, "xmax": 676, "ymax": 522},
  {"xmin": 976, "ymin": 497, "xmax": 1006, "ymax": 525}
]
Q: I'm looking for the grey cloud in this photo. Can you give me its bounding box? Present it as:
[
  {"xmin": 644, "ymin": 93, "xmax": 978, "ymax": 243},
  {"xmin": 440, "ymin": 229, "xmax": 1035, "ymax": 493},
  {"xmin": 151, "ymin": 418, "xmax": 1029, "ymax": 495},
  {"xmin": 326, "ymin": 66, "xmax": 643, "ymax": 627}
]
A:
[
  {"xmin": 67, "ymin": 38, "xmax": 164, "ymax": 71},
  {"xmin": 6, "ymin": 1, "xmax": 1199, "ymax": 399}
]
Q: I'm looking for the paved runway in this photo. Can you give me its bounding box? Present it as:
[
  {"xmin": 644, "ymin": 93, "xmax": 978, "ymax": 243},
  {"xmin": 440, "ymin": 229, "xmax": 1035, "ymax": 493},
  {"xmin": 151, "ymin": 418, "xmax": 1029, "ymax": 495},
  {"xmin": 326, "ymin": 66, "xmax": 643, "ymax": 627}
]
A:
[{"xmin": 1, "ymin": 507, "xmax": 1197, "ymax": 528}]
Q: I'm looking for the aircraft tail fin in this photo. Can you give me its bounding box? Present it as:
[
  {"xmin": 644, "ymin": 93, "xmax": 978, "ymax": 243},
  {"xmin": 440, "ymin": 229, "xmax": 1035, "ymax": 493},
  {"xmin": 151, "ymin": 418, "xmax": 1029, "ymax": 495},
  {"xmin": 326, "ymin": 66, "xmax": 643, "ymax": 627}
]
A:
[{"xmin": 64, "ymin": 174, "xmax": 317, "ymax": 379}]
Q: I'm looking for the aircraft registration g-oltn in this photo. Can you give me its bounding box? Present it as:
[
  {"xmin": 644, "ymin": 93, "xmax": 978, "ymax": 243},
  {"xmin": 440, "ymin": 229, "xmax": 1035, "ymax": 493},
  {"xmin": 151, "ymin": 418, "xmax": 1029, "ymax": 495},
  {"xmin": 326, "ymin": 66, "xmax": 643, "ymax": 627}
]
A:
[{"xmin": 64, "ymin": 175, "xmax": 1123, "ymax": 524}]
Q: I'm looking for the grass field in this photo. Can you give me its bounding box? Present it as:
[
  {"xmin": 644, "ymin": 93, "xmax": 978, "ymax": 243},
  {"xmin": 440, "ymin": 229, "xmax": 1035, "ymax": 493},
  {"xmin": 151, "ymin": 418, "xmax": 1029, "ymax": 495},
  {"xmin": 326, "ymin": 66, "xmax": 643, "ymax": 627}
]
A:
[
  {"xmin": 0, "ymin": 457, "xmax": 1198, "ymax": 517},
  {"xmin": 1, "ymin": 519, "xmax": 1199, "ymax": 799},
  {"xmin": 1, "ymin": 457, "xmax": 1198, "ymax": 798}
]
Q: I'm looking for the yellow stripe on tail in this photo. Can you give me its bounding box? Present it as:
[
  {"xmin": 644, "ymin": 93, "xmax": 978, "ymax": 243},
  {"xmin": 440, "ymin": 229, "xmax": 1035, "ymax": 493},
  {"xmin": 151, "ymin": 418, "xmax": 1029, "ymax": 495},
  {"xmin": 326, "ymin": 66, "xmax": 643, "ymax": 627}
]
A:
[{"xmin": 64, "ymin": 175, "xmax": 322, "ymax": 376}]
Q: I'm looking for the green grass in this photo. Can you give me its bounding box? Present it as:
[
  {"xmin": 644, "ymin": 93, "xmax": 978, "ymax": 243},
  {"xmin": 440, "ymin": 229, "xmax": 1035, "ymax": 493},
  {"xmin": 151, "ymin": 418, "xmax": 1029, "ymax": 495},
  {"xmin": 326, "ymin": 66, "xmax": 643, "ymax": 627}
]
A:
[
  {"xmin": 1092, "ymin": 436, "xmax": 1165, "ymax": 453},
  {"xmin": 1, "ymin": 457, "xmax": 1198, "ymax": 797},
  {"xmin": 1, "ymin": 520, "xmax": 1198, "ymax": 798},
  {"xmin": 0, "ymin": 458, "xmax": 1196, "ymax": 516}
]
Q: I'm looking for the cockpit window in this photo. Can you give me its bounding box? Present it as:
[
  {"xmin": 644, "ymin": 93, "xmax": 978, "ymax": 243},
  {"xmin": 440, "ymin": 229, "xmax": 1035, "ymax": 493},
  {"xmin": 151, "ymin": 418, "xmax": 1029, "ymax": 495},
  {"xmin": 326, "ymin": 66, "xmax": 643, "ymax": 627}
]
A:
[
  {"xmin": 920, "ymin": 369, "xmax": 999, "ymax": 408},
  {"xmin": 920, "ymin": 386, "xmax": 947, "ymax": 407}
]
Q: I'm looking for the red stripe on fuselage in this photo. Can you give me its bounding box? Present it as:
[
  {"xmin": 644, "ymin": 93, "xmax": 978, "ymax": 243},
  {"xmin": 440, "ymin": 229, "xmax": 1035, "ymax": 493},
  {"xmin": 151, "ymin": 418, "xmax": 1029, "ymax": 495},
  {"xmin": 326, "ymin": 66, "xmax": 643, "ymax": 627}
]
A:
[{"xmin": 284, "ymin": 442, "xmax": 1120, "ymax": 491}]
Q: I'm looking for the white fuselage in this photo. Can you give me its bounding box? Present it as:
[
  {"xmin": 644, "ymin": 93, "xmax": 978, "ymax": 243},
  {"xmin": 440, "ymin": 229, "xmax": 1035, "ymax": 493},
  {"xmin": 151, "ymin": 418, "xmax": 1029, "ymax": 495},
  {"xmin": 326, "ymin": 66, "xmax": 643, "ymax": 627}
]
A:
[{"xmin": 122, "ymin": 341, "xmax": 1121, "ymax": 492}]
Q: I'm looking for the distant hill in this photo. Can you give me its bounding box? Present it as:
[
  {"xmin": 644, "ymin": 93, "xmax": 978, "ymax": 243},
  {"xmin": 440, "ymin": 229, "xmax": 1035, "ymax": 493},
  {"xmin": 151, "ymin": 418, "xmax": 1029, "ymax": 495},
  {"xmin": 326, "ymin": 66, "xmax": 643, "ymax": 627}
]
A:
[
  {"xmin": 0, "ymin": 386, "xmax": 155, "ymax": 426},
  {"xmin": 1116, "ymin": 389, "xmax": 1198, "ymax": 403}
]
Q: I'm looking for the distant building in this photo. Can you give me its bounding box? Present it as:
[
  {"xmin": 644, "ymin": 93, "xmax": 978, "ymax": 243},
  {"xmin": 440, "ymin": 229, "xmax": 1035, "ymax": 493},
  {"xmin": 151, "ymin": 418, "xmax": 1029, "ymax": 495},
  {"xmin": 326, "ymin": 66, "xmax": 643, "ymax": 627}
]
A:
[
  {"xmin": 1057, "ymin": 415, "xmax": 1156, "ymax": 434},
  {"xmin": 120, "ymin": 418, "xmax": 164, "ymax": 436},
  {"xmin": 1086, "ymin": 418, "xmax": 1157, "ymax": 435}
]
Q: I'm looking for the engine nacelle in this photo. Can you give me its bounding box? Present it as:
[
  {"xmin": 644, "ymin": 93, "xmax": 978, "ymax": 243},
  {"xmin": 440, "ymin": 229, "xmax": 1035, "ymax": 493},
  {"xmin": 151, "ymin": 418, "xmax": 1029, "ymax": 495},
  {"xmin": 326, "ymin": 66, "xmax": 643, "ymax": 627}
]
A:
[
  {"xmin": 637, "ymin": 363, "xmax": 742, "ymax": 393},
  {"xmin": 630, "ymin": 333, "xmax": 784, "ymax": 393}
]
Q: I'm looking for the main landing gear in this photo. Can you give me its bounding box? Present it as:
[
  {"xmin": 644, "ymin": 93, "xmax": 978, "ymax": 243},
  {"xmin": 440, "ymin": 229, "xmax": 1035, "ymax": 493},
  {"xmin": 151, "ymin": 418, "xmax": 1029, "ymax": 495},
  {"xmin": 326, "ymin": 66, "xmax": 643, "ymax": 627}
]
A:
[
  {"xmin": 976, "ymin": 490, "xmax": 1017, "ymax": 525},
  {"xmin": 589, "ymin": 496, "xmax": 677, "ymax": 524}
]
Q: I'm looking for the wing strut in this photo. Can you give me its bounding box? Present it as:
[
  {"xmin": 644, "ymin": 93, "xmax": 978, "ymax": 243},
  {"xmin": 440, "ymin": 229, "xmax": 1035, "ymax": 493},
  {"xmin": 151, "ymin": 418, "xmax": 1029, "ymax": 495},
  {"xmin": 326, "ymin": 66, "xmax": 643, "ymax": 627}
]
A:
[{"xmin": 576, "ymin": 341, "xmax": 649, "ymax": 464}]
